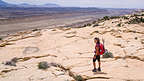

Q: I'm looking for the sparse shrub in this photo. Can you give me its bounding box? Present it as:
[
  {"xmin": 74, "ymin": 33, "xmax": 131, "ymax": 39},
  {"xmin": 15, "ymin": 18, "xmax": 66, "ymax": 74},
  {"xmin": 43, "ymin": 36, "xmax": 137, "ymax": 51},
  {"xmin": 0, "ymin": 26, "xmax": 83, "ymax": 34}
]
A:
[
  {"xmin": 122, "ymin": 16, "xmax": 129, "ymax": 19},
  {"xmin": 140, "ymin": 17, "xmax": 144, "ymax": 22},
  {"xmin": 130, "ymin": 15, "xmax": 134, "ymax": 17},
  {"xmin": 4, "ymin": 57, "xmax": 19, "ymax": 66},
  {"xmin": 133, "ymin": 14, "xmax": 144, "ymax": 16},
  {"xmin": 74, "ymin": 75, "xmax": 84, "ymax": 81},
  {"xmin": 135, "ymin": 37, "xmax": 138, "ymax": 40},
  {"xmin": 5, "ymin": 61, "xmax": 16, "ymax": 66},
  {"xmin": 95, "ymin": 31, "xmax": 99, "ymax": 33},
  {"xmin": 97, "ymin": 18, "xmax": 102, "ymax": 22},
  {"xmin": 83, "ymin": 23, "xmax": 92, "ymax": 27},
  {"xmin": 97, "ymin": 18, "xmax": 105, "ymax": 23},
  {"xmin": 83, "ymin": 24, "xmax": 87, "ymax": 27},
  {"xmin": 110, "ymin": 16, "xmax": 120, "ymax": 19},
  {"xmin": 32, "ymin": 29, "xmax": 39, "ymax": 32},
  {"xmin": 102, "ymin": 50, "xmax": 114, "ymax": 58},
  {"xmin": 103, "ymin": 16, "xmax": 110, "ymax": 20},
  {"xmin": 133, "ymin": 14, "xmax": 139, "ymax": 16},
  {"xmin": 11, "ymin": 57, "xmax": 19, "ymax": 63},
  {"xmin": 127, "ymin": 17, "xmax": 144, "ymax": 24},
  {"xmin": 92, "ymin": 21, "xmax": 97, "ymax": 24},
  {"xmin": 0, "ymin": 37, "xmax": 2, "ymax": 40},
  {"xmin": 86, "ymin": 23, "xmax": 92, "ymax": 26},
  {"xmin": 38, "ymin": 61, "xmax": 50, "ymax": 70},
  {"xmin": 117, "ymin": 23, "xmax": 121, "ymax": 27},
  {"xmin": 134, "ymin": 17, "xmax": 142, "ymax": 23}
]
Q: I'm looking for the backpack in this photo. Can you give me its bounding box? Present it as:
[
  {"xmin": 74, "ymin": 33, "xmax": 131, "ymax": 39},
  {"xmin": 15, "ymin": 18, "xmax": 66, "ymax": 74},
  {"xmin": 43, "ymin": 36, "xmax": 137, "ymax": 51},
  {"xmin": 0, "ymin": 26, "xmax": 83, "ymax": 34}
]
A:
[
  {"xmin": 99, "ymin": 43, "xmax": 105, "ymax": 55},
  {"xmin": 94, "ymin": 43, "xmax": 105, "ymax": 55}
]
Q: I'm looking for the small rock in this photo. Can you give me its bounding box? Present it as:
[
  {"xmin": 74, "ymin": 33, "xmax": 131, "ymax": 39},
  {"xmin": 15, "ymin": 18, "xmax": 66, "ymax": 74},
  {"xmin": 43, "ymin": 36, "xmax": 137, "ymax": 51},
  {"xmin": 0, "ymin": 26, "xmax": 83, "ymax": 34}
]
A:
[
  {"xmin": 55, "ymin": 71, "xmax": 65, "ymax": 76},
  {"xmin": 5, "ymin": 61, "xmax": 16, "ymax": 66}
]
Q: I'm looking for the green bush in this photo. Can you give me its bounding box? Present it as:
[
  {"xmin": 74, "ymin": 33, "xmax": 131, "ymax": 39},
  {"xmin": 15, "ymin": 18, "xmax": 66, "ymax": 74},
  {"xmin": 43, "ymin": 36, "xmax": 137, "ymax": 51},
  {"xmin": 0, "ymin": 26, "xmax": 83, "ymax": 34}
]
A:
[
  {"xmin": 133, "ymin": 14, "xmax": 139, "ymax": 16},
  {"xmin": 86, "ymin": 23, "xmax": 92, "ymax": 26},
  {"xmin": 122, "ymin": 16, "xmax": 129, "ymax": 19},
  {"xmin": 135, "ymin": 37, "xmax": 138, "ymax": 40},
  {"xmin": 110, "ymin": 16, "xmax": 120, "ymax": 19},
  {"xmin": 142, "ymin": 14, "xmax": 144, "ymax": 16},
  {"xmin": 133, "ymin": 14, "xmax": 144, "ymax": 16},
  {"xmin": 97, "ymin": 18, "xmax": 102, "ymax": 21},
  {"xmin": 127, "ymin": 17, "xmax": 144, "ymax": 24},
  {"xmin": 83, "ymin": 24, "xmax": 87, "ymax": 27},
  {"xmin": 32, "ymin": 28, "xmax": 39, "ymax": 32},
  {"xmin": 74, "ymin": 75, "xmax": 84, "ymax": 81},
  {"xmin": 140, "ymin": 17, "xmax": 144, "ymax": 22},
  {"xmin": 92, "ymin": 21, "xmax": 97, "ymax": 24},
  {"xmin": 117, "ymin": 23, "xmax": 121, "ymax": 27},
  {"xmin": 83, "ymin": 23, "xmax": 92, "ymax": 27},
  {"xmin": 11, "ymin": 57, "xmax": 19, "ymax": 63},
  {"xmin": 38, "ymin": 61, "xmax": 50, "ymax": 70},
  {"xmin": 4, "ymin": 57, "xmax": 19, "ymax": 66},
  {"xmin": 103, "ymin": 16, "xmax": 110, "ymax": 20},
  {"xmin": 102, "ymin": 51, "xmax": 114, "ymax": 58},
  {"xmin": 0, "ymin": 37, "xmax": 2, "ymax": 40},
  {"xmin": 5, "ymin": 61, "xmax": 16, "ymax": 66}
]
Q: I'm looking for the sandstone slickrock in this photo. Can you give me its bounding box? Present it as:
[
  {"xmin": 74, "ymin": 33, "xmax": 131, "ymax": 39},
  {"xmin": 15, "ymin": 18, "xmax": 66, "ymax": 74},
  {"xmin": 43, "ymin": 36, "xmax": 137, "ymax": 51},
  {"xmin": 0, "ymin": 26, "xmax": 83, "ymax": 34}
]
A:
[{"xmin": 0, "ymin": 14, "xmax": 144, "ymax": 81}]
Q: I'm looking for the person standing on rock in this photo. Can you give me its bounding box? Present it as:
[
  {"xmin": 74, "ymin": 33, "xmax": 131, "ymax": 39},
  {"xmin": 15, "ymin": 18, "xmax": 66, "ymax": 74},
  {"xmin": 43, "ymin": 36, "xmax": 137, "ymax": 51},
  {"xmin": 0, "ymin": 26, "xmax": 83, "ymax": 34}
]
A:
[{"xmin": 92, "ymin": 37, "xmax": 105, "ymax": 72}]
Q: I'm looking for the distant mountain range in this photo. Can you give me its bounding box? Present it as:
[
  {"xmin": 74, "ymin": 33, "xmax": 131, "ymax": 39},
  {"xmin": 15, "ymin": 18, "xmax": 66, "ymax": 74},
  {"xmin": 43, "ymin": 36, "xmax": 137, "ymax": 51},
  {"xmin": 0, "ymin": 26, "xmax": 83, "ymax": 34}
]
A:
[
  {"xmin": 0, "ymin": 0, "xmax": 15, "ymax": 6},
  {"xmin": 0, "ymin": 0, "xmax": 60, "ymax": 7}
]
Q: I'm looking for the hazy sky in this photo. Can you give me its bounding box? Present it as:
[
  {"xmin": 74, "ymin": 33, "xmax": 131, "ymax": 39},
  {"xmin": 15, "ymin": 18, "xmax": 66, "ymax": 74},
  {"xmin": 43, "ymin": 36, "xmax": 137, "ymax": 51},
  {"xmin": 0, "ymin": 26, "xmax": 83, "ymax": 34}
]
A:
[{"xmin": 4, "ymin": 0, "xmax": 144, "ymax": 8}]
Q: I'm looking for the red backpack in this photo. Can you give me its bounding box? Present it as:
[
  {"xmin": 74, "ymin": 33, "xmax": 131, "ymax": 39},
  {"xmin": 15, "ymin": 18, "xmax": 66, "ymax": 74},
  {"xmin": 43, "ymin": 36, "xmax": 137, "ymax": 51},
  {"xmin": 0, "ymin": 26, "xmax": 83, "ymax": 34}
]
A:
[
  {"xmin": 94, "ymin": 43, "xmax": 105, "ymax": 55},
  {"xmin": 99, "ymin": 43, "xmax": 105, "ymax": 55}
]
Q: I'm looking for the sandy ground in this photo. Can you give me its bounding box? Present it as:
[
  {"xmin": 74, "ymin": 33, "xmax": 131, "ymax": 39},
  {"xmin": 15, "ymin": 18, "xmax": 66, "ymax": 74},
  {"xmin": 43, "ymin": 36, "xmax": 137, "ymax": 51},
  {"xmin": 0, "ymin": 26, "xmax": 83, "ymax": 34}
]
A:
[{"xmin": 0, "ymin": 15, "xmax": 144, "ymax": 81}]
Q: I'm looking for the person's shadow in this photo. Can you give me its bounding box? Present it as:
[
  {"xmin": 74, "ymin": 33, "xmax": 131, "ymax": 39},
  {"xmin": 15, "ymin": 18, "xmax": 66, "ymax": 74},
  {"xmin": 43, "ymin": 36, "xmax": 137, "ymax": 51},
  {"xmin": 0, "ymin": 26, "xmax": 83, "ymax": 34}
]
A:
[
  {"xmin": 93, "ymin": 71, "xmax": 107, "ymax": 75},
  {"xmin": 78, "ymin": 69, "xmax": 107, "ymax": 75}
]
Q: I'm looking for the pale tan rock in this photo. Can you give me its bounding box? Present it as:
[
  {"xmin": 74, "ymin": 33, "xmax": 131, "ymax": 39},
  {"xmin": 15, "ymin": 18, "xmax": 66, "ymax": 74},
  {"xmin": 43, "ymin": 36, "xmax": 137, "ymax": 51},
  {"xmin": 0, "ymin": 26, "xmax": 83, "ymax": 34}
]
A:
[{"xmin": 0, "ymin": 16, "xmax": 144, "ymax": 81}]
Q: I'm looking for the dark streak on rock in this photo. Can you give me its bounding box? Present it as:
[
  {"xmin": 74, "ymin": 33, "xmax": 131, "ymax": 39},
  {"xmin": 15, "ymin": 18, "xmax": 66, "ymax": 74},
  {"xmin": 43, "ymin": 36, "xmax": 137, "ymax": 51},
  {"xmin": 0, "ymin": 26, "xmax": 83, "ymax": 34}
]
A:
[{"xmin": 114, "ymin": 56, "xmax": 144, "ymax": 62}]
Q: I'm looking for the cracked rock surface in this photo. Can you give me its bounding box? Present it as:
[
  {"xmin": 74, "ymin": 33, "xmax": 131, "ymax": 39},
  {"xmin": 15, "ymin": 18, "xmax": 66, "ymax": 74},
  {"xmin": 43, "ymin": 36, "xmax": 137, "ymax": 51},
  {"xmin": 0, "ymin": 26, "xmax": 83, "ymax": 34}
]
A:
[{"xmin": 0, "ymin": 17, "xmax": 144, "ymax": 81}]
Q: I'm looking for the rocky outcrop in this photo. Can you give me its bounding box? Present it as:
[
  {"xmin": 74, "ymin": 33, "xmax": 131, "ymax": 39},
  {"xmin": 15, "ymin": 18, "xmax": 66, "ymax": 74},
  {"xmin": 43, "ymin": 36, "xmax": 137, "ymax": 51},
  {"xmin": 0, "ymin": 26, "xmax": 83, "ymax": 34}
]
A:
[{"xmin": 0, "ymin": 13, "xmax": 144, "ymax": 81}]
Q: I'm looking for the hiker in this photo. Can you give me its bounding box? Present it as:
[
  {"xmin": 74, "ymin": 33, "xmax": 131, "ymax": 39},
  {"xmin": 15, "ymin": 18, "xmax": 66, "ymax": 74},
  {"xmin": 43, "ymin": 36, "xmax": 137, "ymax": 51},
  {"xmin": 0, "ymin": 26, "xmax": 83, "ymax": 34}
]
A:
[{"xmin": 92, "ymin": 37, "xmax": 105, "ymax": 72}]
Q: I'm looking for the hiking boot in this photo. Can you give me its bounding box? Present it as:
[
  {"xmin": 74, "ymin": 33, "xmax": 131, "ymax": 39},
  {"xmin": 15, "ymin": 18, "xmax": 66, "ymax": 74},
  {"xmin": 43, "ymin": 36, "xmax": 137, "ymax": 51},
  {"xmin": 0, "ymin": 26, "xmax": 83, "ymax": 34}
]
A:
[
  {"xmin": 92, "ymin": 68, "xmax": 97, "ymax": 72},
  {"xmin": 98, "ymin": 67, "xmax": 101, "ymax": 71}
]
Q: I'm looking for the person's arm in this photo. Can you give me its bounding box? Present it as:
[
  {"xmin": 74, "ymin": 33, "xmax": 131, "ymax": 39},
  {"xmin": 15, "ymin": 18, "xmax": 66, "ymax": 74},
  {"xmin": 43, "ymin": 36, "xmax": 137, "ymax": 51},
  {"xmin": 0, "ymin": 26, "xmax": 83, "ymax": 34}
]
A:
[{"xmin": 96, "ymin": 47, "xmax": 100, "ymax": 55}]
